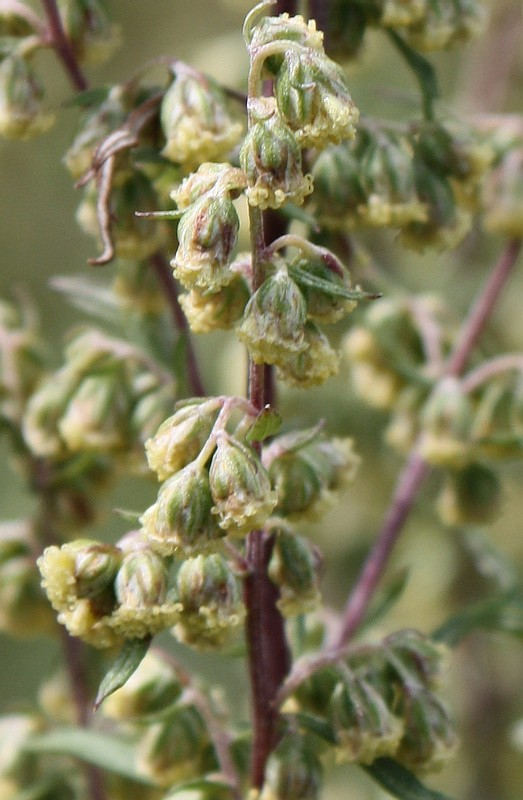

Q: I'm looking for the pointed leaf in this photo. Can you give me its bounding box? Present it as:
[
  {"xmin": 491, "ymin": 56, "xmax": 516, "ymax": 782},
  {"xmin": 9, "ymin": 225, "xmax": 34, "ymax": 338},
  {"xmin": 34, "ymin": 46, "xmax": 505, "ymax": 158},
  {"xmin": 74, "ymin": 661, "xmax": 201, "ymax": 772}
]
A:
[
  {"xmin": 385, "ymin": 29, "xmax": 439, "ymax": 120},
  {"xmin": 51, "ymin": 275, "xmax": 120, "ymax": 325},
  {"xmin": 293, "ymin": 711, "xmax": 337, "ymax": 745},
  {"xmin": 23, "ymin": 728, "xmax": 155, "ymax": 785},
  {"xmin": 432, "ymin": 592, "xmax": 523, "ymax": 647},
  {"xmin": 64, "ymin": 86, "xmax": 112, "ymax": 108},
  {"xmin": 246, "ymin": 407, "xmax": 282, "ymax": 443},
  {"xmin": 95, "ymin": 637, "xmax": 152, "ymax": 710},
  {"xmin": 364, "ymin": 757, "xmax": 455, "ymax": 800},
  {"xmin": 288, "ymin": 265, "xmax": 380, "ymax": 302},
  {"xmin": 113, "ymin": 507, "xmax": 143, "ymax": 523}
]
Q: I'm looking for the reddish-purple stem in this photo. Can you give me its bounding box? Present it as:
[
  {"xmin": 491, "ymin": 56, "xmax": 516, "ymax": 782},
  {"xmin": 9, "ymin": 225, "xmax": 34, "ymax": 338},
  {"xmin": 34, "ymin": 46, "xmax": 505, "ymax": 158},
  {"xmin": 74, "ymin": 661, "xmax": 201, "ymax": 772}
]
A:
[
  {"xmin": 149, "ymin": 252, "xmax": 206, "ymax": 397},
  {"xmin": 41, "ymin": 0, "xmax": 88, "ymax": 91},
  {"xmin": 335, "ymin": 238, "xmax": 522, "ymax": 649}
]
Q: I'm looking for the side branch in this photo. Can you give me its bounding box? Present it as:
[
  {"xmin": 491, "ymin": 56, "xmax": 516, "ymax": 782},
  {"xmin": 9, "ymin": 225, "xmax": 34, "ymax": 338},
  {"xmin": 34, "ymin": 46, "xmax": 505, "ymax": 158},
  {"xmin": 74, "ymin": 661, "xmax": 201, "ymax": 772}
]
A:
[
  {"xmin": 334, "ymin": 237, "xmax": 522, "ymax": 650},
  {"xmin": 41, "ymin": 0, "xmax": 88, "ymax": 91}
]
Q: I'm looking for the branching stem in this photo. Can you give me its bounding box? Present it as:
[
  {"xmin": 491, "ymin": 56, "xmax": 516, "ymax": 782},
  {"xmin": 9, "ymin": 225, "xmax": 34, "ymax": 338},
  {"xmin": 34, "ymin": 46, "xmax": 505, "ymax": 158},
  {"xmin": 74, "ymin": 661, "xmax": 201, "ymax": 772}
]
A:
[{"xmin": 41, "ymin": 0, "xmax": 88, "ymax": 91}]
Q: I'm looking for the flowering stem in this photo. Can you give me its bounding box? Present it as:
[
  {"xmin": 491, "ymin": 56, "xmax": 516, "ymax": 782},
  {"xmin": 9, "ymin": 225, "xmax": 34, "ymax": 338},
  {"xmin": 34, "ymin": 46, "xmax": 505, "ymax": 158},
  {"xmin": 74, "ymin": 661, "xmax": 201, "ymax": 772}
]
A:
[
  {"xmin": 333, "ymin": 237, "xmax": 522, "ymax": 650},
  {"xmin": 40, "ymin": 0, "xmax": 88, "ymax": 91},
  {"xmin": 244, "ymin": 203, "xmax": 290, "ymax": 788},
  {"xmin": 149, "ymin": 252, "xmax": 206, "ymax": 397}
]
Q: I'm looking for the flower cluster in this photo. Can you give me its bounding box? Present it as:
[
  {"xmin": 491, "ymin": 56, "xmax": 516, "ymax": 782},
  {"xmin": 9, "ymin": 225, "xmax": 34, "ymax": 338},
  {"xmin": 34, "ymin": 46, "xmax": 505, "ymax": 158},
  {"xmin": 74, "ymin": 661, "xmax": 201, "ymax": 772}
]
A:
[
  {"xmin": 290, "ymin": 629, "xmax": 457, "ymax": 773},
  {"xmin": 311, "ymin": 120, "xmax": 494, "ymax": 250}
]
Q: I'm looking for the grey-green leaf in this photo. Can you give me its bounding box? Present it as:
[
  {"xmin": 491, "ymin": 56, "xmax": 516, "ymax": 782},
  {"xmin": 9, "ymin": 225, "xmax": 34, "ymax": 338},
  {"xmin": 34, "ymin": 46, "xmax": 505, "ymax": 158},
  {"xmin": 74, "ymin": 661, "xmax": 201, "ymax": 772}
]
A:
[
  {"xmin": 288, "ymin": 265, "xmax": 380, "ymax": 302},
  {"xmin": 23, "ymin": 728, "xmax": 155, "ymax": 785},
  {"xmin": 246, "ymin": 407, "xmax": 282, "ymax": 443},
  {"xmin": 364, "ymin": 757, "xmax": 455, "ymax": 800},
  {"xmin": 433, "ymin": 592, "xmax": 523, "ymax": 647},
  {"xmin": 95, "ymin": 637, "xmax": 152, "ymax": 710}
]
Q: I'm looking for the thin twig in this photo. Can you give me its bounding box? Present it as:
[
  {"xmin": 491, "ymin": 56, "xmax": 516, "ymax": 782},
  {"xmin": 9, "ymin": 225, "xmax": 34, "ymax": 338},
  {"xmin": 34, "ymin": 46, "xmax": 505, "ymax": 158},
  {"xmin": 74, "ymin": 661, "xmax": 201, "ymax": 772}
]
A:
[
  {"xmin": 41, "ymin": 0, "xmax": 88, "ymax": 91},
  {"xmin": 461, "ymin": 353, "xmax": 523, "ymax": 394},
  {"xmin": 148, "ymin": 252, "xmax": 206, "ymax": 397},
  {"xmin": 332, "ymin": 238, "xmax": 522, "ymax": 650}
]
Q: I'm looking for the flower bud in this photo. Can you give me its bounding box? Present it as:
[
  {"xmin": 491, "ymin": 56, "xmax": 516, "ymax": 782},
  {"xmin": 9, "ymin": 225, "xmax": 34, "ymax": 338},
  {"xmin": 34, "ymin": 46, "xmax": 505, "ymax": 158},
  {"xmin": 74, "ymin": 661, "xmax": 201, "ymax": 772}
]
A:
[
  {"xmin": 102, "ymin": 652, "xmax": 183, "ymax": 721},
  {"xmin": 268, "ymin": 526, "xmax": 322, "ymax": 616},
  {"xmin": 329, "ymin": 676, "xmax": 404, "ymax": 764},
  {"xmin": 145, "ymin": 399, "xmax": 221, "ymax": 481},
  {"xmin": 129, "ymin": 381, "xmax": 178, "ymax": 447},
  {"xmin": 377, "ymin": 0, "xmax": 426, "ymax": 27},
  {"xmin": 419, "ymin": 377, "xmax": 474, "ymax": 468},
  {"xmin": 0, "ymin": 552, "xmax": 55, "ymax": 637},
  {"xmin": 238, "ymin": 269, "xmax": 307, "ymax": 367},
  {"xmin": 396, "ymin": 689, "xmax": 458, "ymax": 772},
  {"xmin": 175, "ymin": 554, "xmax": 244, "ymax": 650},
  {"xmin": 115, "ymin": 550, "xmax": 167, "ymax": 609},
  {"xmin": 436, "ymin": 462, "xmax": 502, "ymax": 527},
  {"xmin": 385, "ymin": 629, "xmax": 449, "ymax": 689},
  {"xmin": 160, "ymin": 65, "xmax": 242, "ymax": 172},
  {"xmin": 266, "ymin": 430, "xmax": 358, "ymax": 521},
  {"xmin": 171, "ymin": 162, "xmax": 246, "ymax": 210},
  {"xmin": 275, "ymin": 49, "xmax": 359, "ymax": 149},
  {"xmin": 22, "ymin": 371, "xmax": 78, "ymax": 457},
  {"xmin": 248, "ymin": 11, "xmax": 324, "ymax": 59},
  {"xmin": 74, "ymin": 543, "xmax": 121, "ymax": 599},
  {"xmin": 0, "ymin": 299, "xmax": 43, "ymax": 424},
  {"xmin": 311, "ymin": 142, "xmax": 366, "ymax": 226},
  {"xmin": 58, "ymin": 0, "xmax": 121, "ymax": 66},
  {"xmin": 58, "ymin": 368, "xmax": 132, "ymax": 453},
  {"xmin": 405, "ymin": 0, "xmax": 487, "ymax": 51},
  {"xmin": 173, "ymin": 195, "xmax": 239, "ymax": 291},
  {"xmin": 292, "ymin": 665, "xmax": 344, "ymax": 716},
  {"xmin": 179, "ymin": 275, "xmax": 250, "ymax": 334},
  {"xmin": 141, "ymin": 464, "xmax": 223, "ymax": 556},
  {"xmin": 276, "ymin": 322, "xmax": 340, "ymax": 388},
  {"xmin": 240, "ymin": 98, "xmax": 313, "ymax": 210},
  {"xmin": 291, "ymin": 255, "xmax": 357, "ymax": 324},
  {"xmin": 483, "ymin": 146, "xmax": 523, "ymax": 237},
  {"xmin": 260, "ymin": 735, "xmax": 323, "ymax": 800},
  {"xmin": 0, "ymin": 55, "xmax": 54, "ymax": 140},
  {"xmin": 209, "ymin": 434, "xmax": 277, "ymax": 536}
]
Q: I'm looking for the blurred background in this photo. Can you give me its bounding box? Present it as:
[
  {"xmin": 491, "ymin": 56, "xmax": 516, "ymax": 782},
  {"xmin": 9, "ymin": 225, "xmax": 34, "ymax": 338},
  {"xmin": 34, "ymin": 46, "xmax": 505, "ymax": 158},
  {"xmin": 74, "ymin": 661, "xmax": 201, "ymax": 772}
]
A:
[{"xmin": 1, "ymin": 1, "xmax": 523, "ymax": 797}]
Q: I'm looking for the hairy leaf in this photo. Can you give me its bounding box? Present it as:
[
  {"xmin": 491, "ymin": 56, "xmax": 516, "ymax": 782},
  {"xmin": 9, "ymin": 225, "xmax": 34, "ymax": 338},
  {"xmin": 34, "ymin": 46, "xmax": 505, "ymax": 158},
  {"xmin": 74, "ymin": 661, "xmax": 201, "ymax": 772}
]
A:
[{"xmin": 95, "ymin": 637, "xmax": 152, "ymax": 710}]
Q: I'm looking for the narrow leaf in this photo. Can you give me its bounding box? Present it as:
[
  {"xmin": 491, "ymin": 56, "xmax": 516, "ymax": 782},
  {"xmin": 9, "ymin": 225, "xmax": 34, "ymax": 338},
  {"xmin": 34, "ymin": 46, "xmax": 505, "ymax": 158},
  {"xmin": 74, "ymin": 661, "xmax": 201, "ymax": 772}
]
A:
[
  {"xmin": 23, "ymin": 728, "xmax": 155, "ymax": 785},
  {"xmin": 433, "ymin": 592, "xmax": 523, "ymax": 647},
  {"xmin": 360, "ymin": 568, "xmax": 410, "ymax": 631},
  {"xmin": 95, "ymin": 637, "xmax": 151, "ymax": 710},
  {"xmin": 293, "ymin": 711, "xmax": 337, "ymax": 745},
  {"xmin": 288, "ymin": 265, "xmax": 380, "ymax": 301},
  {"xmin": 246, "ymin": 407, "xmax": 282, "ymax": 443},
  {"xmin": 385, "ymin": 29, "xmax": 439, "ymax": 120},
  {"xmin": 51, "ymin": 275, "xmax": 119, "ymax": 325},
  {"xmin": 364, "ymin": 757, "xmax": 455, "ymax": 800}
]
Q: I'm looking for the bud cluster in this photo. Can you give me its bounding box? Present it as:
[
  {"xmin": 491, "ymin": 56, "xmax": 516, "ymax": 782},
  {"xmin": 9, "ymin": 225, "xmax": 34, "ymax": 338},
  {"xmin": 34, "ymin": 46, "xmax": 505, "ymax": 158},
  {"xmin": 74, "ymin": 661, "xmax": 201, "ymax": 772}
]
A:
[
  {"xmin": 23, "ymin": 328, "xmax": 176, "ymax": 464},
  {"xmin": 290, "ymin": 629, "xmax": 457, "ymax": 772},
  {"xmin": 311, "ymin": 120, "xmax": 494, "ymax": 250}
]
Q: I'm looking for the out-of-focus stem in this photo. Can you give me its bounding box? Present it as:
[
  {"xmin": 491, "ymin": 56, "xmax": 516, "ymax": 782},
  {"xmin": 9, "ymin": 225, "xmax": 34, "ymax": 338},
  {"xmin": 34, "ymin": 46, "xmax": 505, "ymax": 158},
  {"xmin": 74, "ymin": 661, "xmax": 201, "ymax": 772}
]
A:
[
  {"xmin": 332, "ymin": 237, "xmax": 522, "ymax": 649},
  {"xmin": 149, "ymin": 252, "xmax": 206, "ymax": 397},
  {"xmin": 41, "ymin": 0, "xmax": 88, "ymax": 91}
]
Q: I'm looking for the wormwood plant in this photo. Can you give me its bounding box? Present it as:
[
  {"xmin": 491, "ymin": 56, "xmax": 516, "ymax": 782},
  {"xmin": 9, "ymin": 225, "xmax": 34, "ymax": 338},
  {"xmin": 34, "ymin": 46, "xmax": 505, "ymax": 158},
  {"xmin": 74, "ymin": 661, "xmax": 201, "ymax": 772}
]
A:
[{"xmin": 1, "ymin": 1, "xmax": 523, "ymax": 798}]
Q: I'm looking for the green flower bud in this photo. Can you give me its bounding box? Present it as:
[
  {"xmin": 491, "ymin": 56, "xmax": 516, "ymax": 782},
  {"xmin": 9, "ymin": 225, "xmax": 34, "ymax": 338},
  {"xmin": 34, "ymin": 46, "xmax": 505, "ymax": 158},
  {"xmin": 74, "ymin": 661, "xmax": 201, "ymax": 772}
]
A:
[
  {"xmin": 292, "ymin": 665, "xmax": 345, "ymax": 716},
  {"xmin": 58, "ymin": 368, "xmax": 132, "ymax": 454},
  {"xmin": 102, "ymin": 652, "xmax": 182, "ymax": 721},
  {"xmin": 419, "ymin": 377, "xmax": 474, "ymax": 468},
  {"xmin": 129, "ymin": 381, "xmax": 178, "ymax": 447},
  {"xmin": 58, "ymin": 0, "xmax": 121, "ymax": 66},
  {"xmin": 385, "ymin": 629, "xmax": 449, "ymax": 689},
  {"xmin": 22, "ymin": 371, "xmax": 78, "ymax": 458},
  {"xmin": 0, "ymin": 304, "xmax": 43, "ymax": 424},
  {"xmin": 173, "ymin": 195, "xmax": 239, "ymax": 291},
  {"xmin": 377, "ymin": 0, "xmax": 426, "ymax": 27},
  {"xmin": 115, "ymin": 550, "xmax": 167, "ymax": 609},
  {"xmin": 38, "ymin": 541, "xmax": 121, "ymax": 648},
  {"xmin": 137, "ymin": 705, "xmax": 209, "ymax": 787},
  {"xmin": 268, "ymin": 527, "xmax": 322, "ymax": 617},
  {"xmin": 248, "ymin": 11, "xmax": 324, "ymax": 61},
  {"xmin": 175, "ymin": 553, "xmax": 244, "ymax": 651},
  {"xmin": 483, "ymin": 146, "xmax": 523, "ymax": 237},
  {"xmin": 74, "ymin": 543, "xmax": 121, "ymax": 599},
  {"xmin": 275, "ymin": 49, "xmax": 359, "ymax": 149},
  {"xmin": 209, "ymin": 434, "xmax": 277, "ymax": 536},
  {"xmin": 265, "ymin": 430, "xmax": 359, "ymax": 521},
  {"xmin": 260, "ymin": 735, "xmax": 323, "ymax": 800},
  {"xmin": 179, "ymin": 274, "xmax": 250, "ymax": 334},
  {"xmin": 416, "ymin": 121, "xmax": 493, "ymax": 184},
  {"xmin": 0, "ymin": 55, "xmax": 54, "ymax": 140},
  {"xmin": 145, "ymin": 399, "xmax": 221, "ymax": 481},
  {"xmin": 0, "ymin": 553, "xmax": 55, "ymax": 637},
  {"xmin": 171, "ymin": 162, "xmax": 246, "ymax": 210},
  {"xmin": 240, "ymin": 98, "xmax": 313, "ymax": 210},
  {"xmin": 395, "ymin": 689, "xmax": 458, "ymax": 773},
  {"xmin": 141, "ymin": 464, "xmax": 223, "ymax": 556},
  {"xmin": 319, "ymin": 2, "xmax": 367, "ymax": 61},
  {"xmin": 436, "ymin": 462, "xmax": 502, "ymax": 527},
  {"xmin": 112, "ymin": 260, "xmax": 166, "ymax": 315},
  {"xmin": 276, "ymin": 322, "xmax": 340, "ymax": 388},
  {"xmin": 405, "ymin": 0, "xmax": 487, "ymax": 51},
  {"xmin": 238, "ymin": 269, "xmax": 307, "ymax": 367},
  {"xmin": 400, "ymin": 159, "xmax": 471, "ymax": 251},
  {"xmin": 329, "ymin": 675, "xmax": 404, "ymax": 764},
  {"xmin": 160, "ymin": 65, "xmax": 242, "ymax": 172},
  {"xmin": 291, "ymin": 255, "xmax": 357, "ymax": 324},
  {"xmin": 311, "ymin": 142, "xmax": 366, "ymax": 226}
]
